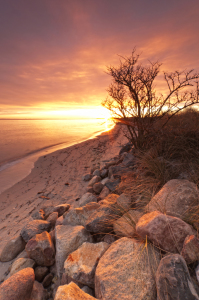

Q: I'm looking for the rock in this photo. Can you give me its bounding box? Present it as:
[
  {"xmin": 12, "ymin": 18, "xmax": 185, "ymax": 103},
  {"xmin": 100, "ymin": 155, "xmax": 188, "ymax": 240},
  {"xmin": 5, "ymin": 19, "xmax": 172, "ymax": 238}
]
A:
[
  {"xmin": 31, "ymin": 209, "xmax": 45, "ymax": 220},
  {"xmin": 147, "ymin": 179, "xmax": 199, "ymax": 220},
  {"xmin": 78, "ymin": 193, "xmax": 97, "ymax": 207},
  {"xmin": 88, "ymin": 176, "xmax": 101, "ymax": 187},
  {"xmin": 136, "ymin": 211, "xmax": 195, "ymax": 253},
  {"xmin": 108, "ymin": 164, "xmax": 129, "ymax": 179},
  {"xmin": 54, "ymin": 204, "xmax": 70, "ymax": 217},
  {"xmin": 30, "ymin": 280, "xmax": 48, "ymax": 300},
  {"xmin": 64, "ymin": 242, "xmax": 109, "ymax": 288},
  {"xmin": 49, "ymin": 229, "xmax": 55, "ymax": 245},
  {"xmin": 56, "ymin": 215, "xmax": 64, "ymax": 226},
  {"xmin": 0, "ymin": 267, "xmax": 35, "ymax": 300},
  {"xmin": 99, "ymin": 186, "xmax": 110, "ymax": 200},
  {"xmin": 103, "ymin": 234, "xmax": 117, "ymax": 244},
  {"xmin": 63, "ymin": 202, "xmax": 100, "ymax": 227},
  {"xmin": 85, "ymin": 194, "xmax": 122, "ymax": 233},
  {"xmin": 119, "ymin": 142, "xmax": 132, "ymax": 155},
  {"xmin": 95, "ymin": 237, "xmax": 160, "ymax": 300},
  {"xmin": 42, "ymin": 206, "xmax": 55, "ymax": 219},
  {"xmin": 9, "ymin": 258, "xmax": 36, "ymax": 276},
  {"xmin": 195, "ymin": 264, "xmax": 199, "ymax": 283},
  {"xmin": 55, "ymin": 225, "xmax": 93, "ymax": 278},
  {"xmin": 42, "ymin": 273, "xmax": 53, "ymax": 287},
  {"xmin": 181, "ymin": 235, "xmax": 199, "ymax": 264},
  {"xmin": 35, "ymin": 266, "xmax": 49, "ymax": 282},
  {"xmin": 93, "ymin": 182, "xmax": 104, "ymax": 194},
  {"xmin": 46, "ymin": 212, "xmax": 59, "ymax": 227},
  {"xmin": 105, "ymin": 178, "xmax": 121, "ymax": 192},
  {"xmin": 121, "ymin": 153, "xmax": 135, "ymax": 167},
  {"xmin": 100, "ymin": 169, "xmax": 108, "ymax": 178},
  {"xmin": 0, "ymin": 235, "xmax": 26, "ymax": 262},
  {"xmin": 25, "ymin": 231, "xmax": 55, "ymax": 267},
  {"xmin": 156, "ymin": 254, "xmax": 199, "ymax": 300},
  {"xmin": 54, "ymin": 282, "xmax": 96, "ymax": 299},
  {"xmin": 93, "ymin": 169, "xmax": 101, "ymax": 177},
  {"xmin": 81, "ymin": 286, "xmax": 95, "ymax": 297},
  {"xmin": 86, "ymin": 186, "xmax": 94, "ymax": 193},
  {"xmin": 82, "ymin": 174, "xmax": 92, "ymax": 181},
  {"xmin": 21, "ymin": 220, "xmax": 51, "ymax": 242},
  {"xmin": 116, "ymin": 193, "xmax": 132, "ymax": 211},
  {"xmin": 101, "ymin": 177, "xmax": 109, "ymax": 185},
  {"xmin": 113, "ymin": 210, "xmax": 143, "ymax": 237}
]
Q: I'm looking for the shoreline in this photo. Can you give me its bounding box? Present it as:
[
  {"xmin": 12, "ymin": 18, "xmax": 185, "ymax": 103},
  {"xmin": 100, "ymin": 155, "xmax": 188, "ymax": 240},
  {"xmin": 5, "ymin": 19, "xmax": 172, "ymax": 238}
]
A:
[
  {"xmin": 0, "ymin": 124, "xmax": 114, "ymax": 195},
  {"xmin": 0, "ymin": 123, "xmax": 128, "ymax": 253}
]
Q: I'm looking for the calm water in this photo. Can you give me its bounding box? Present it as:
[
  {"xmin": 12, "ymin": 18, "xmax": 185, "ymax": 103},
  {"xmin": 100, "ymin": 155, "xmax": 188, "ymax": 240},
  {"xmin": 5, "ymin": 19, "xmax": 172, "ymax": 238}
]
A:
[{"xmin": 0, "ymin": 118, "xmax": 111, "ymax": 194}]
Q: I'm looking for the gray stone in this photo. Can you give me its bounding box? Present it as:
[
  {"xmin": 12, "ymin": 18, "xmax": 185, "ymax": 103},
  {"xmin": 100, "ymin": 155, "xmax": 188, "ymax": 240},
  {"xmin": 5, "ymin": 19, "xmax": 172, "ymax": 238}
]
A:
[
  {"xmin": 136, "ymin": 211, "xmax": 195, "ymax": 253},
  {"xmin": 56, "ymin": 215, "xmax": 64, "ymax": 226},
  {"xmin": 54, "ymin": 282, "xmax": 97, "ymax": 299},
  {"xmin": 42, "ymin": 273, "xmax": 53, "ymax": 287},
  {"xmin": 81, "ymin": 286, "xmax": 95, "ymax": 297},
  {"xmin": 181, "ymin": 235, "xmax": 199, "ymax": 264},
  {"xmin": 101, "ymin": 177, "xmax": 109, "ymax": 185},
  {"xmin": 95, "ymin": 237, "xmax": 160, "ymax": 300},
  {"xmin": 30, "ymin": 280, "xmax": 48, "ymax": 300},
  {"xmin": 99, "ymin": 186, "xmax": 110, "ymax": 200},
  {"xmin": 0, "ymin": 235, "xmax": 26, "ymax": 262},
  {"xmin": 78, "ymin": 193, "xmax": 97, "ymax": 207},
  {"xmin": 64, "ymin": 242, "xmax": 109, "ymax": 288},
  {"xmin": 35, "ymin": 266, "xmax": 49, "ymax": 282},
  {"xmin": 93, "ymin": 182, "xmax": 104, "ymax": 194},
  {"xmin": 82, "ymin": 174, "xmax": 92, "ymax": 181},
  {"xmin": 0, "ymin": 267, "xmax": 35, "ymax": 300},
  {"xmin": 21, "ymin": 220, "xmax": 51, "ymax": 242},
  {"xmin": 93, "ymin": 169, "xmax": 101, "ymax": 177},
  {"xmin": 113, "ymin": 210, "xmax": 143, "ymax": 237},
  {"xmin": 88, "ymin": 176, "xmax": 101, "ymax": 187},
  {"xmin": 156, "ymin": 254, "xmax": 199, "ymax": 300},
  {"xmin": 25, "ymin": 231, "xmax": 55, "ymax": 267},
  {"xmin": 85, "ymin": 194, "xmax": 122, "ymax": 233},
  {"xmin": 9, "ymin": 258, "xmax": 36, "ymax": 276},
  {"xmin": 47, "ymin": 212, "xmax": 58, "ymax": 227},
  {"xmin": 54, "ymin": 204, "xmax": 70, "ymax": 217},
  {"xmin": 31, "ymin": 209, "xmax": 45, "ymax": 220},
  {"xmin": 105, "ymin": 178, "xmax": 120, "ymax": 192},
  {"xmin": 108, "ymin": 164, "xmax": 129, "ymax": 179},
  {"xmin": 100, "ymin": 169, "xmax": 108, "ymax": 178},
  {"xmin": 121, "ymin": 153, "xmax": 135, "ymax": 167},
  {"xmin": 55, "ymin": 225, "xmax": 93, "ymax": 279},
  {"xmin": 147, "ymin": 179, "xmax": 199, "ymax": 221}
]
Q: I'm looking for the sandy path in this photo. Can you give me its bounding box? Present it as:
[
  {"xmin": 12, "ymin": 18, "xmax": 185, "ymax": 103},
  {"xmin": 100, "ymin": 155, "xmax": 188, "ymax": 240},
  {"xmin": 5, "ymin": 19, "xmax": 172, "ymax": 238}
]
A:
[{"xmin": 0, "ymin": 124, "xmax": 127, "ymax": 255}]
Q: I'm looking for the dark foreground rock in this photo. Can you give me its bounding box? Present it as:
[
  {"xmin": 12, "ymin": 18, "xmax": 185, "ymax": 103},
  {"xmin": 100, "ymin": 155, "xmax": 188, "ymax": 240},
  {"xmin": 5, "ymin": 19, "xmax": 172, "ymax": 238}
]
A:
[
  {"xmin": 156, "ymin": 254, "xmax": 199, "ymax": 300},
  {"xmin": 95, "ymin": 237, "xmax": 160, "ymax": 300},
  {"xmin": 0, "ymin": 267, "xmax": 35, "ymax": 300},
  {"xmin": 21, "ymin": 220, "xmax": 51, "ymax": 242}
]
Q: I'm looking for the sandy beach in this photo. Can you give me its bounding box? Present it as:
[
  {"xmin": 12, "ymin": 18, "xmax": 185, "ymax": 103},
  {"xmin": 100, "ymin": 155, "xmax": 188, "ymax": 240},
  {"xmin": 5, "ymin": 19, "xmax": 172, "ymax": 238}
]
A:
[{"xmin": 0, "ymin": 124, "xmax": 127, "ymax": 278}]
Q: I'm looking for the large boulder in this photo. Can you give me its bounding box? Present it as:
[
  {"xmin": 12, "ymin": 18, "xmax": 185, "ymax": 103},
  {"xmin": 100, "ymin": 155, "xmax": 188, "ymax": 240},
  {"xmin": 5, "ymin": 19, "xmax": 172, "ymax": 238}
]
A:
[
  {"xmin": 30, "ymin": 280, "xmax": 48, "ymax": 300},
  {"xmin": 63, "ymin": 202, "xmax": 100, "ymax": 227},
  {"xmin": 25, "ymin": 231, "xmax": 55, "ymax": 266},
  {"xmin": 95, "ymin": 237, "xmax": 160, "ymax": 300},
  {"xmin": 54, "ymin": 282, "xmax": 97, "ymax": 300},
  {"xmin": 146, "ymin": 179, "xmax": 199, "ymax": 220},
  {"xmin": 136, "ymin": 211, "xmax": 195, "ymax": 253},
  {"xmin": 85, "ymin": 194, "xmax": 122, "ymax": 233},
  {"xmin": 156, "ymin": 254, "xmax": 199, "ymax": 300},
  {"xmin": 21, "ymin": 220, "xmax": 51, "ymax": 242},
  {"xmin": 0, "ymin": 235, "xmax": 26, "ymax": 262},
  {"xmin": 0, "ymin": 267, "xmax": 35, "ymax": 300},
  {"xmin": 9, "ymin": 258, "xmax": 36, "ymax": 277},
  {"xmin": 64, "ymin": 242, "xmax": 109, "ymax": 288},
  {"xmin": 77, "ymin": 193, "xmax": 97, "ymax": 207},
  {"xmin": 55, "ymin": 225, "xmax": 93, "ymax": 279},
  {"xmin": 181, "ymin": 235, "xmax": 199, "ymax": 264}
]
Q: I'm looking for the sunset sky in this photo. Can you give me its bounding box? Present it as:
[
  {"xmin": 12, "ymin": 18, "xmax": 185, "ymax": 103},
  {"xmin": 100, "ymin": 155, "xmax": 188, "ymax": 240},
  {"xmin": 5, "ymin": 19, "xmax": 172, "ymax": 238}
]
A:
[{"xmin": 0, "ymin": 0, "xmax": 199, "ymax": 119}]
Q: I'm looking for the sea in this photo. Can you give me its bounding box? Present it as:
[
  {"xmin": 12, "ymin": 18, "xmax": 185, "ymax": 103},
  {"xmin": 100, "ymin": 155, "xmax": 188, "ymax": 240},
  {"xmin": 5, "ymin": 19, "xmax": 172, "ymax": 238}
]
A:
[{"xmin": 0, "ymin": 118, "xmax": 112, "ymax": 194}]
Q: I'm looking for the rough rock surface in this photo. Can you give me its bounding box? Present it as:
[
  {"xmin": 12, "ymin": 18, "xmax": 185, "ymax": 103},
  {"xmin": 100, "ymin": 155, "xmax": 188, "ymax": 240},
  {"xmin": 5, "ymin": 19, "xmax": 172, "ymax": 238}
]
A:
[
  {"xmin": 64, "ymin": 242, "xmax": 109, "ymax": 287},
  {"xmin": 55, "ymin": 225, "xmax": 93, "ymax": 278},
  {"xmin": 54, "ymin": 204, "xmax": 70, "ymax": 216},
  {"xmin": 85, "ymin": 194, "xmax": 121, "ymax": 233},
  {"xmin": 42, "ymin": 273, "xmax": 53, "ymax": 287},
  {"xmin": 9, "ymin": 258, "xmax": 36, "ymax": 276},
  {"xmin": 25, "ymin": 231, "xmax": 55, "ymax": 266},
  {"xmin": 78, "ymin": 193, "xmax": 97, "ymax": 207},
  {"xmin": 156, "ymin": 254, "xmax": 199, "ymax": 300},
  {"xmin": 30, "ymin": 280, "xmax": 48, "ymax": 300},
  {"xmin": 147, "ymin": 179, "xmax": 199, "ymax": 220},
  {"xmin": 46, "ymin": 212, "xmax": 58, "ymax": 227},
  {"xmin": 54, "ymin": 282, "xmax": 96, "ymax": 300},
  {"xmin": 35, "ymin": 266, "xmax": 49, "ymax": 282},
  {"xmin": 21, "ymin": 220, "xmax": 51, "ymax": 242},
  {"xmin": 116, "ymin": 193, "xmax": 132, "ymax": 211},
  {"xmin": 95, "ymin": 237, "xmax": 160, "ymax": 300},
  {"xmin": 181, "ymin": 235, "xmax": 199, "ymax": 264},
  {"xmin": 93, "ymin": 182, "xmax": 104, "ymax": 194},
  {"xmin": 31, "ymin": 209, "xmax": 45, "ymax": 220},
  {"xmin": 88, "ymin": 176, "xmax": 101, "ymax": 187},
  {"xmin": 113, "ymin": 210, "xmax": 143, "ymax": 237},
  {"xmin": 82, "ymin": 174, "xmax": 92, "ymax": 181},
  {"xmin": 0, "ymin": 267, "xmax": 35, "ymax": 300},
  {"xmin": 63, "ymin": 202, "xmax": 100, "ymax": 227},
  {"xmin": 104, "ymin": 178, "xmax": 120, "ymax": 192},
  {"xmin": 136, "ymin": 211, "xmax": 195, "ymax": 253},
  {"xmin": 99, "ymin": 186, "xmax": 110, "ymax": 200},
  {"xmin": 0, "ymin": 235, "xmax": 26, "ymax": 262}
]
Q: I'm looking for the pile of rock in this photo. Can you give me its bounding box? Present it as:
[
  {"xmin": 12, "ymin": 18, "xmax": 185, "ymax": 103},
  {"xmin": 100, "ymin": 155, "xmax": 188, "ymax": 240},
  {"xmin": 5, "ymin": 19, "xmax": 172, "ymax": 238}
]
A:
[{"xmin": 1, "ymin": 143, "xmax": 199, "ymax": 299}]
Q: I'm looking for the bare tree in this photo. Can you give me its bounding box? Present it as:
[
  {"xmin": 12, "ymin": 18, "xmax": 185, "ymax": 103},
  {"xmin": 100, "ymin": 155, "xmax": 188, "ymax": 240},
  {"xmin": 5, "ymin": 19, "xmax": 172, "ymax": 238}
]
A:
[{"xmin": 102, "ymin": 49, "xmax": 199, "ymax": 149}]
